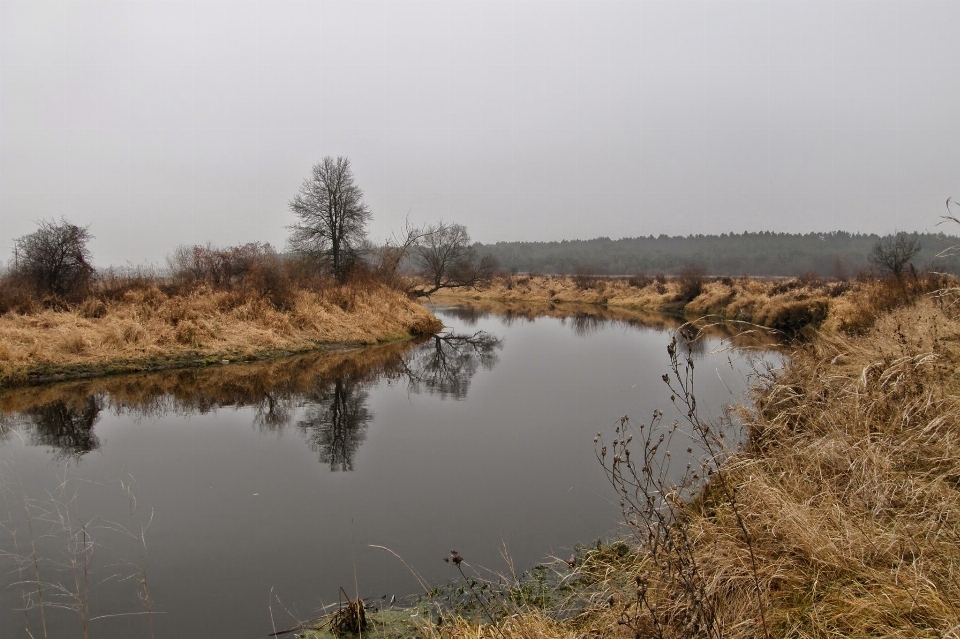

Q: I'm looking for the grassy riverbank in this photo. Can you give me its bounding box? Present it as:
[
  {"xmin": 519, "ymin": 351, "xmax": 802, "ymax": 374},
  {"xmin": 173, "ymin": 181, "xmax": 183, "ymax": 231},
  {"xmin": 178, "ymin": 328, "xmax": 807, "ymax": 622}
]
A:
[
  {"xmin": 0, "ymin": 282, "xmax": 441, "ymax": 387},
  {"xmin": 432, "ymin": 273, "xmax": 946, "ymax": 336},
  {"xmin": 389, "ymin": 288, "xmax": 960, "ymax": 638}
]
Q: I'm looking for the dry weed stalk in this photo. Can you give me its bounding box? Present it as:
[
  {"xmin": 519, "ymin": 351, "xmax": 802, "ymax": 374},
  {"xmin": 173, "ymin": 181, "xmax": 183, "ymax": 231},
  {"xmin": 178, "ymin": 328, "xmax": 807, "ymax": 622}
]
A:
[
  {"xmin": 594, "ymin": 324, "xmax": 768, "ymax": 639},
  {"xmin": 0, "ymin": 468, "xmax": 160, "ymax": 639}
]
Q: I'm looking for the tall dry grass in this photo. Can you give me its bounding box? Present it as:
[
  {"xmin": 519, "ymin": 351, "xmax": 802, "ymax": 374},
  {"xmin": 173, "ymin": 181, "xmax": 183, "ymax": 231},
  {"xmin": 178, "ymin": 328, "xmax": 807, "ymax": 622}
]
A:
[
  {"xmin": 420, "ymin": 293, "xmax": 960, "ymax": 638},
  {"xmin": 0, "ymin": 282, "xmax": 441, "ymax": 387},
  {"xmin": 431, "ymin": 273, "xmax": 950, "ymax": 337}
]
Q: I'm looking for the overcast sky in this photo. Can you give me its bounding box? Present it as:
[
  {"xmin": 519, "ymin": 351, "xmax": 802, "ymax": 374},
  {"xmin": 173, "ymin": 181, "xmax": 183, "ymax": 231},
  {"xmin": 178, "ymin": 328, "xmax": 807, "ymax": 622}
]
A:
[{"xmin": 2, "ymin": 0, "xmax": 959, "ymax": 267}]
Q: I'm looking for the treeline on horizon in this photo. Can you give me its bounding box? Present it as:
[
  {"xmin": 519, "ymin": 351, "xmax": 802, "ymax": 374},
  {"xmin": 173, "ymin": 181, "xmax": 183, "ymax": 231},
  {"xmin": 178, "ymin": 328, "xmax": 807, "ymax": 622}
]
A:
[{"xmin": 476, "ymin": 231, "xmax": 960, "ymax": 278}]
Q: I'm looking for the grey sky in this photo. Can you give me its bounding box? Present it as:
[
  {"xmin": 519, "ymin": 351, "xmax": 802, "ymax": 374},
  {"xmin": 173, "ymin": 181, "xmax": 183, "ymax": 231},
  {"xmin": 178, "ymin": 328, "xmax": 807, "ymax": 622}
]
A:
[{"xmin": 2, "ymin": 0, "xmax": 959, "ymax": 267}]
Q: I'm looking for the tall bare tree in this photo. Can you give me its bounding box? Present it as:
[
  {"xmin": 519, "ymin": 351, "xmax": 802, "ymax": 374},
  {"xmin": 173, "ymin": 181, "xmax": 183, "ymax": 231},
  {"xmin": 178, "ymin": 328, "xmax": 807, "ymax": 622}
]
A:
[
  {"xmin": 410, "ymin": 222, "xmax": 497, "ymax": 296},
  {"xmin": 13, "ymin": 218, "xmax": 95, "ymax": 297},
  {"xmin": 288, "ymin": 157, "xmax": 371, "ymax": 281}
]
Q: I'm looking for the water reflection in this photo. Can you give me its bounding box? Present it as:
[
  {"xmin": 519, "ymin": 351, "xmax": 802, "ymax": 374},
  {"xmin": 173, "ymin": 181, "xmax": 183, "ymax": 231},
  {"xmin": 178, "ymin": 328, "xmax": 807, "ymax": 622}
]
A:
[
  {"xmin": 299, "ymin": 378, "xmax": 372, "ymax": 471},
  {"xmin": 433, "ymin": 301, "xmax": 777, "ymax": 355},
  {"xmin": 401, "ymin": 331, "xmax": 503, "ymax": 400},
  {"xmin": 0, "ymin": 303, "xmax": 781, "ymax": 639},
  {"xmin": 0, "ymin": 331, "xmax": 503, "ymax": 467},
  {"xmin": 569, "ymin": 312, "xmax": 606, "ymax": 337},
  {"xmin": 25, "ymin": 396, "xmax": 103, "ymax": 458},
  {"xmin": 0, "ymin": 303, "xmax": 773, "ymax": 466}
]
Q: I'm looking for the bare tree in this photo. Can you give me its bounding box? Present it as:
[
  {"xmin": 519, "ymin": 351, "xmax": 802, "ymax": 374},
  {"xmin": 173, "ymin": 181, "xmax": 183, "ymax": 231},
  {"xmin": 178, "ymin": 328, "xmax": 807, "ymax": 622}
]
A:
[
  {"xmin": 410, "ymin": 222, "xmax": 497, "ymax": 297},
  {"xmin": 13, "ymin": 218, "xmax": 95, "ymax": 297},
  {"xmin": 869, "ymin": 232, "xmax": 921, "ymax": 281},
  {"xmin": 288, "ymin": 157, "xmax": 372, "ymax": 281}
]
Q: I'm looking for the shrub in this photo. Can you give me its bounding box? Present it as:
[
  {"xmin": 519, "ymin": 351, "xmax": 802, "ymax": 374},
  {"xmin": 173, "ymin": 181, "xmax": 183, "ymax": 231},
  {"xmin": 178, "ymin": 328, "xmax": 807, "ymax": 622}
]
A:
[
  {"xmin": 628, "ymin": 272, "xmax": 652, "ymax": 289},
  {"xmin": 12, "ymin": 218, "xmax": 95, "ymax": 299},
  {"xmin": 770, "ymin": 279, "xmax": 802, "ymax": 295},
  {"xmin": 167, "ymin": 242, "xmax": 280, "ymax": 289},
  {"xmin": 0, "ymin": 272, "xmax": 37, "ymax": 314},
  {"xmin": 675, "ymin": 265, "xmax": 706, "ymax": 303},
  {"xmin": 572, "ymin": 266, "xmax": 598, "ymax": 291},
  {"xmin": 766, "ymin": 299, "xmax": 829, "ymax": 335}
]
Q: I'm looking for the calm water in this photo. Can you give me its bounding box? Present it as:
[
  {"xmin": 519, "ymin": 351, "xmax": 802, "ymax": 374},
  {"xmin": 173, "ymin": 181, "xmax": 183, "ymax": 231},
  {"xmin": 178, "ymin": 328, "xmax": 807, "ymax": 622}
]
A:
[{"xmin": 0, "ymin": 303, "xmax": 777, "ymax": 639}]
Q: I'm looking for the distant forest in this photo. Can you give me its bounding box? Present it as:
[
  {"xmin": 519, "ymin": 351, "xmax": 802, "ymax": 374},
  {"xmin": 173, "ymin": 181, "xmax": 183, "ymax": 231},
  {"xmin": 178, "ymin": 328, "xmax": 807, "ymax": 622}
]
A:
[{"xmin": 476, "ymin": 232, "xmax": 960, "ymax": 278}]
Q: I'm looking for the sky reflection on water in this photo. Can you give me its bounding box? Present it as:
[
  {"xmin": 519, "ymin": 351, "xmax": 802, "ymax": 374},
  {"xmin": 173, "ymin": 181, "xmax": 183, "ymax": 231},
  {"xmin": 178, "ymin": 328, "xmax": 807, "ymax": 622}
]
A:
[{"xmin": 0, "ymin": 304, "xmax": 778, "ymax": 639}]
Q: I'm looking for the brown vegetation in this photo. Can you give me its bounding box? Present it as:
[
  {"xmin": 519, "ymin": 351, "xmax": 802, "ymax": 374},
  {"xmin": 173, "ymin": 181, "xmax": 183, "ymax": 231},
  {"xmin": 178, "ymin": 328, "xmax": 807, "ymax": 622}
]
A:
[
  {"xmin": 0, "ymin": 267, "xmax": 441, "ymax": 387},
  {"xmin": 414, "ymin": 287, "xmax": 960, "ymax": 638},
  {"xmin": 432, "ymin": 272, "xmax": 948, "ymax": 337}
]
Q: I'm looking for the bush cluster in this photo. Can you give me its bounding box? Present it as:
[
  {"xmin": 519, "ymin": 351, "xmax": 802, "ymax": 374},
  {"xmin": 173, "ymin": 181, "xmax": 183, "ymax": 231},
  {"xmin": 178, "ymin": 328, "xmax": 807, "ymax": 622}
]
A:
[{"xmin": 1, "ymin": 239, "xmax": 412, "ymax": 317}]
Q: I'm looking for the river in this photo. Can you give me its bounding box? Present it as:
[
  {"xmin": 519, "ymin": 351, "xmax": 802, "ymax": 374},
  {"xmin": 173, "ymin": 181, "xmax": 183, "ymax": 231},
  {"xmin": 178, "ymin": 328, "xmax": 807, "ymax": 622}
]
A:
[{"xmin": 0, "ymin": 302, "xmax": 778, "ymax": 639}]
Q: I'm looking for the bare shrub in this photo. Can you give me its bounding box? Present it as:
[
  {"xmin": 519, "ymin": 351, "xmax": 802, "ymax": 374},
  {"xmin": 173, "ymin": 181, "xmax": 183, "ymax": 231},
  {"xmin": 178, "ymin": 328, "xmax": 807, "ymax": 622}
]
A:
[
  {"xmin": 765, "ymin": 299, "xmax": 829, "ymax": 336},
  {"xmin": 12, "ymin": 218, "xmax": 95, "ymax": 299},
  {"xmin": 627, "ymin": 273, "xmax": 651, "ymax": 289},
  {"xmin": 596, "ymin": 330, "xmax": 769, "ymax": 639},
  {"xmin": 796, "ymin": 272, "xmax": 823, "ymax": 287},
  {"xmin": 770, "ymin": 278, "xmax": 802, "ymax": 295},
  {"xmin": 0, "ymin": 272, "xmax": 38, "ymax": 314},
  {"xmin": 96, "ymin": 265, "xmax": 163, "ymax": 302},
  {"xmin": 675, "ymin": 265, "xmax": 706, "ymax": 303},
  {"xmin": 827, "ymin": 281, "xmax": 851, "ymax": 297},
  {"xmin": 654, "ymin": 273, "xmax": 668, "ymax": 295},
  {"xmin": 167, "ymin": 242, "xmax": 279, "ymax": 289},
  {"xmin": 572, "ymin": 266, "xmax": 598, "ymax": 291}
]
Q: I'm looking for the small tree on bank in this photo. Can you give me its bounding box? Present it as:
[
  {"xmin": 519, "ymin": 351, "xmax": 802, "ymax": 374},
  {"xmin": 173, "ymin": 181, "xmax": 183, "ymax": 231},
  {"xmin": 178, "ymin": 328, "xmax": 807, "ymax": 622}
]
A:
[
  {"xmin": 288, "ymin": 156, "xmax": 371, "ymax": 281},
  {"xmin": 409, "ymin": 222, "xmax": 497, "ymax": 297},
  {"xmin": 12, "ymin": 218, "xmax": 95, "ymax": 297},
  {"xmin": 869, "ymin": 232, "xmax": 921, "ymax": 282}
]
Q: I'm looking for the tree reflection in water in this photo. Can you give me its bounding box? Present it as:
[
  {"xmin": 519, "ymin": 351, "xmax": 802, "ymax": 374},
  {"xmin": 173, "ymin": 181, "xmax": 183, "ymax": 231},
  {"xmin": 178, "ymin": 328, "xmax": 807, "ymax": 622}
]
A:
[
  {"xmin": 25, "ymin": 396, "xmax": 102, "ymax": 458},
  {"xmin": 298, "ymin": 378, "xmax": 372, "ymax": 472},
  {"xmin": 401, "ymin": 331, "xmax": 502, "ymax": 400},
  {"xmin": 0, "ymin": 329, "xmax": 502, "ymax": 470},
  {"xmin": 253, "ymin": 392, "xmax": 294, "ymax": 431}
]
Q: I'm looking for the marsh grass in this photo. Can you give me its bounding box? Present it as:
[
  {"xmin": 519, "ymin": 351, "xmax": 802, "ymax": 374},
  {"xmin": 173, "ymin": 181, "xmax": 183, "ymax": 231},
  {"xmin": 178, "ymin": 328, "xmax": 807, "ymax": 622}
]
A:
[
  {"xmin": 0, "ymin": 281, "xmax": 442, "ymax": 387},
  {"xmin": 431, "ymin": 273, "xmax": 951, "ymax": 338},
  {"xmin": 422, "ymin": 291, "xmax": 960, "ymax": 638}
]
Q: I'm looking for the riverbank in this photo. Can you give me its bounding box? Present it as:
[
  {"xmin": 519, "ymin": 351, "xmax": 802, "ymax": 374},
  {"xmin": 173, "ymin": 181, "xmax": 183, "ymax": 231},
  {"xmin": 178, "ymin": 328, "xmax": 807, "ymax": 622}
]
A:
[
  {"xmin": 432, "ymin": 273, "xmax": 946, "ymax": 336},
  {"xmin": 0, "ymin": 282, "xmax": 442, "ymax": 387},
  {"xmin": 403, "ymin": 290, "xmax": 960, "ymax": 638}
]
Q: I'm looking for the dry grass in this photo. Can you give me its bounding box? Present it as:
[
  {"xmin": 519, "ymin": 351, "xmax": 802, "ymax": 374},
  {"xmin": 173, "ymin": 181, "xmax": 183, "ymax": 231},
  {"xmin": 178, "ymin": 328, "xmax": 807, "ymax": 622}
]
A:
[
  {"xmin": 432, "ymin": 274, "xmax": 947, "ymax": 337},
  {"xmin": 0, "ymin": 282, "xmax": 442, "ymax": 387},
  {"xmin": 424, "ymin": 294, "xmax": 960, "ymax": 638}
]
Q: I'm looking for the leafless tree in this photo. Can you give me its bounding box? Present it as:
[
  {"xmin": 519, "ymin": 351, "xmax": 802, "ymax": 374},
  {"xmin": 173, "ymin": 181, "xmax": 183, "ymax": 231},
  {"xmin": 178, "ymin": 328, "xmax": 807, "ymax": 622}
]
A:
[
  {"xmin": 409, "ymin": 222, "xmax": 497, "ymax": 297},
  {"xmin": 869, "ymin": 232, "xmax": 921, "ymax": 281},
  {"xmin": 13, "ymin": 218, "xmax": 95, "ymax": 297},
  {"xmin": 288, "ymin": 156, "xmax": 371, "ymax": 281}
]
